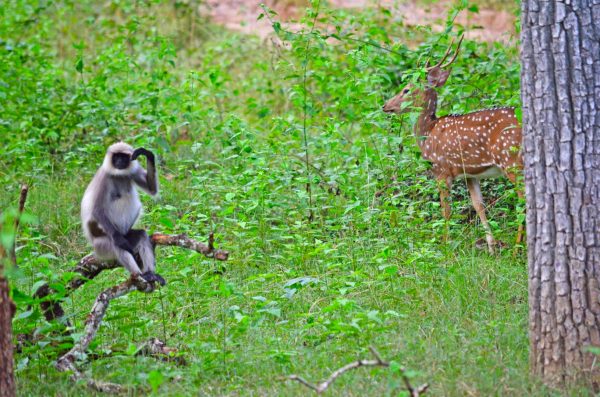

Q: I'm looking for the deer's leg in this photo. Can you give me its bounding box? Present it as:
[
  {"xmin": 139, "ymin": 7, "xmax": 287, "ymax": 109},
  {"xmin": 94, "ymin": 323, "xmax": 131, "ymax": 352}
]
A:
[
  {"xmin": 466, "ymin": 178, "xmax": 495, "ymax": 254},
  {"xmin": 437, "ymin": 177, "xmax": 453, "ymax": 245},
  {"xmin": 438, "ymin": 177, "xmax": 452, "ymax": 220}
]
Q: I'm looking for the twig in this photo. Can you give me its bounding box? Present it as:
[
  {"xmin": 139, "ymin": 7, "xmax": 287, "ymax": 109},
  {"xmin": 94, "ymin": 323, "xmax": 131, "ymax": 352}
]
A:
[
  {"xmin": 137, "ymin": 337, "xmax": 186, "ymax": 366},
  {"xmin": 287, "ymin": 347, "xmax": 428, "ymax": 395},
  {"xmin": 288, "ymin": 375, "xmax": 320, "ymax": 392},
  {"xmin": 150, "ymin": 232, "xmax": 229, "ymax": 261},
  {"xmin": 288, "ymin": 153, "xmax": 343, "ymax": 197},
  {"xmin": 14, "ymin": 184, "xmax": 29, "ymax": 230},
  {"xmin": 301, "ymin": 1, "xmax": 321, "ymax": 222},
  {"xmin": 10, "ymin": 184, "xmax": 28, "ymax": 267}
]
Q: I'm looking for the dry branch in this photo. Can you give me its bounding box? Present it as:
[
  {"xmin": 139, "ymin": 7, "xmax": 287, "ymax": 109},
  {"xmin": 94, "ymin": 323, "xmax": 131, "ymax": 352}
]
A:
[
  {"xmin": 54, "ymin": 277, "xmax": 175, "ymax": 393},
  {"xmin": 35, "ymin": 230, "xmax": 229, "ymax": 392},
  {"xmin": 287, "ymin": 347, "xmax": 428, "ymax": 396},
  {"xmin": 151, "ymin": 232, "xmax": 229, "ymax": 261},
  {"xmin": 33, "ymin": 232, "xmax": 228, "ymax": 322},
  {"xmin": 55, "ymin": 279, "xmax": 139, "ymax": 394}
]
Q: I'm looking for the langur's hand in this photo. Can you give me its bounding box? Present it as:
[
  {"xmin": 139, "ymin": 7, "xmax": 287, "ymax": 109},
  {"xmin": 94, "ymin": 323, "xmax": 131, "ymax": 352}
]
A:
[
  {"xmin": 131, "ymin": 148, "xmax": 155, "ymax": 162},
  {"xmin": 113, "ymin": 232, "xmax": 134, "ymax": 255}
]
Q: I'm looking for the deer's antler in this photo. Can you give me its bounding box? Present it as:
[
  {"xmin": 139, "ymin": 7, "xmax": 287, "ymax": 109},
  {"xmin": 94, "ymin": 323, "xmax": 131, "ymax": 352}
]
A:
[{"xmin": 425, "ymin": 34, "xmax": 464, "ymax": 71}]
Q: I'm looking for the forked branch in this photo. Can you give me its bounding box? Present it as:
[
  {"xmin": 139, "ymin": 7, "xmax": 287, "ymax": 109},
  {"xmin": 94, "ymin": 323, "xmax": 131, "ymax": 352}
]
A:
[
  {"xmin": 33, "ymin": 232, "xmax": 228, "ymax": 322},
  {"xmin": 50, "ymin": 231, "xmax": 229, "ymax": 393},
  {"xmin": 54, "ymin": 279, "xmax": 138, "ymax": 393},
  {"xmin": 287, "ymin": 347, "xmax": 428, "ymax": 396}
]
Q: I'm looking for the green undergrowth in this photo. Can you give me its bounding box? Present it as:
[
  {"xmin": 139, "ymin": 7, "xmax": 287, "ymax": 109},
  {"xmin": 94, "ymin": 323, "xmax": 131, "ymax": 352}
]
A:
[{"xmin": 0, "ymin": 0, "xmax": 566, "ymax": 395}]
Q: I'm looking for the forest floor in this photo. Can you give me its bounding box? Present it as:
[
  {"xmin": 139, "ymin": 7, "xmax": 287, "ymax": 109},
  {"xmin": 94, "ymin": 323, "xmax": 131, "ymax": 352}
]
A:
[
  {"xmin": 3, "ymin": 0, "xmax": 578, "ymax": 396},
  {"xmin": 202, "ymin": 0, "xmax": 516, "ymax": 42}
]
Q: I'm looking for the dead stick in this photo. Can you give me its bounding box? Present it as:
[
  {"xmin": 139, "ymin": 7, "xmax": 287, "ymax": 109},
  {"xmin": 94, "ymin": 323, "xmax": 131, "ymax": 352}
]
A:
[
  {"xmin": 43, "ymin": 231, "xmax": 229, "ymax": 391},
  {"xmin": 287, "ymin": 347, "xmax": 429, "ymax": 395},
  {"xmin": 55, "ymin": 279, "xmax": 139, "ymax": 372},
  {"xmin": 15, "ymin": 184, "xmax": 28, "ymax": 228},
  {"xmin": 55, "ymin": 279, "xmax": 138, "ymax": 393},
  {"xmin": 10, "ymin": 184, "xmax": 28, "ymax": 267},
  {"xmin": 54, "ymin": 276, "xmax": 167, "ymax": 392},
  {"xmin": 55, "ymin": 279, "xmax": 150, "ymax": 393}
]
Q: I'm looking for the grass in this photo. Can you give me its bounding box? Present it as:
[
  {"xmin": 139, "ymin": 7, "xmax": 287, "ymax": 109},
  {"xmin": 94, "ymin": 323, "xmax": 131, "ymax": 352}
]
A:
[
  {"xmin": 0, "ymin": 0, "xmax": 569, "ymax": 395},
  {"xmin": 14, "ymin": 172, "xmax": 532, "ymax": 395}
]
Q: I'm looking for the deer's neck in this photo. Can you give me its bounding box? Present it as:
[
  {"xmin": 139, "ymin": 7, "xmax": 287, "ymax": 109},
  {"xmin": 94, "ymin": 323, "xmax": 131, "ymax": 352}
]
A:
[{"xmin": 415, "ymin": 88, "xmax": 438, "ymax": 149}]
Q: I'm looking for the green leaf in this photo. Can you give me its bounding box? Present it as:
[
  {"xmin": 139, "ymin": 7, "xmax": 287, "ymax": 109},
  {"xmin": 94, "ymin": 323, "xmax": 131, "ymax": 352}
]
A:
[
  {"xmin": 159, "ymin": 216, "xmax": 175, "ymax": 229},
  {"xmin": 148, "ymin": 370, "xmax": 164, "ymax": 392},
  {"xmin": 389, "ymin": 360, "xmax": 402, "ymax": 373},
  {"xmin": 75, "ymin": 57, "xmax": 83, "ymax": 73},
  {"xmin": 258, "ymin": 306, "xmax": 281, "ymax": 318},
  {"xmin": 15, "ymin": 309, "xmax": 33, "ymax": 320},
  {"xmin": 272, "ymin": 22, "xmax": 281, "ymax": 34},
  {"xmin": 125, "ymin": 343, "xmax": 138, "ymax": 356}
]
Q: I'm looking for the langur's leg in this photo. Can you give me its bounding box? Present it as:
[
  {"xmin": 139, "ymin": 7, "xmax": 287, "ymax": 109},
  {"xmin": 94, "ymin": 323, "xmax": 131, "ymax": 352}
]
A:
[
  {"xmin": 93, "ymin": 237, "xmax": 143, "ymax": 276},
  {"xmin": 125, "ymin": 229, "xmax": 155, "ymax": 273},
  {"xmin": 125, "ymin": 229, "xmax": 165, "ymax": 286}
]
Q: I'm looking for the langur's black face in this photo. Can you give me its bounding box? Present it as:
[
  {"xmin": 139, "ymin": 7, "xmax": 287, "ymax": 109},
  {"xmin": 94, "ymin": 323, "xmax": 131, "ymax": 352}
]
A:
[{"xmin": 112, "ymin": 152, "xmax": 131, "ymax": 170}]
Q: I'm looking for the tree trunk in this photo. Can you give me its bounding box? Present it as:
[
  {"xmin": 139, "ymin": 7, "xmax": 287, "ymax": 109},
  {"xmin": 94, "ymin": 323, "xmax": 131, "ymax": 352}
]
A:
[
  {"xmin": 521, "ymin": 0, "xmax": 600, "ymax": 388},
  {"xmin": 0, "ymin": 275, "xmax": 16, "ymax": 397}
]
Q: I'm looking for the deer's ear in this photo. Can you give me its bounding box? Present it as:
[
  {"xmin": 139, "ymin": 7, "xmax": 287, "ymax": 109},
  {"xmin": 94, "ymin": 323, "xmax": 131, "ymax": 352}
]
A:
[{"xmin": 427, "ymin": 67, "xmax": 451, "ymax": 87}]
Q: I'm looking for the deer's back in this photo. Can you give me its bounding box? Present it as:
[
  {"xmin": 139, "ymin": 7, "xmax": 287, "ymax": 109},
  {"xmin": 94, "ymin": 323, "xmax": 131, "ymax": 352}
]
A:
[{"xmin": 422, "ymin": 107, "xmax": 522, "ymax": 179}]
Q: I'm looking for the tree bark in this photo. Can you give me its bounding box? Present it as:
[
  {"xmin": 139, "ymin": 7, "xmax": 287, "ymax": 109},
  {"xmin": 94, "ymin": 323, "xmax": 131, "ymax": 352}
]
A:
[
  {"xmin": 521, "ymin": 0, "xmax": 600, "ymax": 388},
  {"xmin": 0, "ymin": 276, "xmax": 16, "ymax": 397}
]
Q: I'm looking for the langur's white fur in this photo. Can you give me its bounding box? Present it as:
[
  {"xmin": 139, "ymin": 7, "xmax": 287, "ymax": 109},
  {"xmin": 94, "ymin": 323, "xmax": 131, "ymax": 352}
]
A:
[{"xmin": 81, "ymin": 142, "xmax": 160, "ymax": 281}]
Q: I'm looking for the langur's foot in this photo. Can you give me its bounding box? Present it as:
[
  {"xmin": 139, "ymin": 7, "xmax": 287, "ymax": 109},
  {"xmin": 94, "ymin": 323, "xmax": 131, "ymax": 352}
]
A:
[
  {"xmin": 141, "ymin": 271, "xmax": 166, "ymax": 286},
  {"xmin": 131, "ymin": 274, "xmax": 154, "ymax": 292}
]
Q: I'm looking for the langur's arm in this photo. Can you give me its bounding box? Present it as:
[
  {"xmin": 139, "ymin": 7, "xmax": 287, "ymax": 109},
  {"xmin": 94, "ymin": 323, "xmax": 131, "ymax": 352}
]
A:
[{"xmin": 132, "ymin": 148, "xmax": 158, "ymax": 196}]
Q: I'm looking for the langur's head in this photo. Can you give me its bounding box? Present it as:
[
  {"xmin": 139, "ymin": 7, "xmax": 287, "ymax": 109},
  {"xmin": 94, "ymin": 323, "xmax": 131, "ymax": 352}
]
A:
[{"xmin": 103, "ymin": 142, "xmax": 137, "ymax": 175}]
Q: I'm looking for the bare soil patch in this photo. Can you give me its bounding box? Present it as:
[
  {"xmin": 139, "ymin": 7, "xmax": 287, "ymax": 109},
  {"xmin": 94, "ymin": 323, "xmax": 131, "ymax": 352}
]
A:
[{"xmin": 201, "ymin": 0, "xmax": 516, "ymax": 43}]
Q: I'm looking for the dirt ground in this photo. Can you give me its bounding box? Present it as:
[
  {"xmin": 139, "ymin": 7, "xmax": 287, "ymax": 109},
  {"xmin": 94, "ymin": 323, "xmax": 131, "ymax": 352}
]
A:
[{"xmin": 200, "ymin": 0, "xmax": 516, "ymax": 43}]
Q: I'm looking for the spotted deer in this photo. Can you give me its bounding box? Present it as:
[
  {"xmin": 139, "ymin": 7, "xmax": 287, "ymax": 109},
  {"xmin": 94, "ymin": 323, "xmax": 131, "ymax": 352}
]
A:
[{"xmin": 382, "ymin": 36, "xmax": 523, "ymax": 253}]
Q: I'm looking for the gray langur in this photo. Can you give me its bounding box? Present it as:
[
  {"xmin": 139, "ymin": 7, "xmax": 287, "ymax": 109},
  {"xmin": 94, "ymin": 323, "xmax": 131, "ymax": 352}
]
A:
[{"xmin": 81, "ymin": 142, "xmax": 165, "ymax": 285}]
